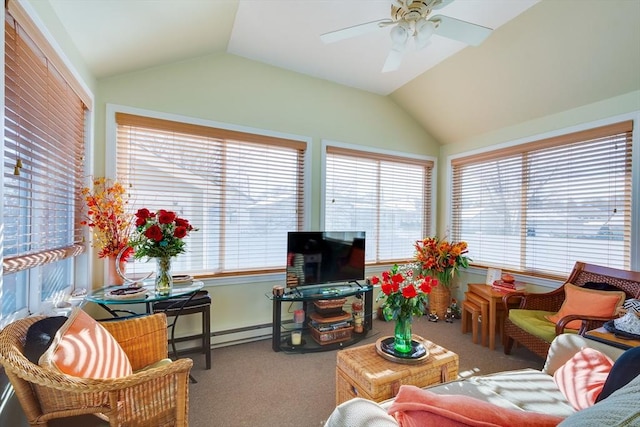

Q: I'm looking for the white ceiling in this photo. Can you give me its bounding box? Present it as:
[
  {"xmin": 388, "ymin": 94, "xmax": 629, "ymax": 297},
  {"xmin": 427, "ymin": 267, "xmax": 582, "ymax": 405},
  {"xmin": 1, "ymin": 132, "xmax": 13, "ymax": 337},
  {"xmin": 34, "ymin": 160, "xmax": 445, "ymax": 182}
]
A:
[{"xmin": 48, "ymin": 0, "xmax": 539, "ymax": 95}]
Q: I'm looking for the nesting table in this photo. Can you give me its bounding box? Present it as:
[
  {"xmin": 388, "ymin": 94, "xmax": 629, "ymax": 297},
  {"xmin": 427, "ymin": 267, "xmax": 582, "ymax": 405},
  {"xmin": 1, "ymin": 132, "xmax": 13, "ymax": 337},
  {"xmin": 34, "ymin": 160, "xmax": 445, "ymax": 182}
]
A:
[
  {"xmin": 335, "ymin": 338, "xmax": 459, "ymax": 405},
  {"xmin": 466, "ymin": 283, "xmax": 513, "ymax": 350}
]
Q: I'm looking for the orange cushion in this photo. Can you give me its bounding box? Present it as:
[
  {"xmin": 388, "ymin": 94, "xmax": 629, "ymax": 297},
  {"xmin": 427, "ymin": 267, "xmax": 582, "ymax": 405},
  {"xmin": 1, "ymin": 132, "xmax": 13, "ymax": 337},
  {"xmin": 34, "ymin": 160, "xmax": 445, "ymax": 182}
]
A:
[
  {"xmin": 545, "ymin": 283, "xmax": 626, "ymax": 330},
  {"xmin": 39, "ymin": 308, "xmax": 132, "ymax": 378},
  {"xmin": 553, "ymin": 347, "xmax": 613, "ymax": 410}
]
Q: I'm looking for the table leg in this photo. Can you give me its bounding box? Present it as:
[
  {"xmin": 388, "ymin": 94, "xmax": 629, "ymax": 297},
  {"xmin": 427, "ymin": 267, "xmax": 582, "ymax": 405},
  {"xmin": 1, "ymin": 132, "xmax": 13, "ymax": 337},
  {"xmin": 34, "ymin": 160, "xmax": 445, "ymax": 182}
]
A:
[{"xmin": 489, "ymin": 299, "xmax": 496, "ymax": 351}]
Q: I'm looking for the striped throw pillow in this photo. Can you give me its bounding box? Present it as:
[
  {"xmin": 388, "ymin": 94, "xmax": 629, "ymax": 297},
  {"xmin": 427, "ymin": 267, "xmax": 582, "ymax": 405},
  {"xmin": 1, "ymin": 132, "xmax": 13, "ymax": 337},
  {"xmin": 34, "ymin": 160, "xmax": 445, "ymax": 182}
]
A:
[{"xmin": 39, "ymin": 308, "xmax": 132, "ymax": 378}]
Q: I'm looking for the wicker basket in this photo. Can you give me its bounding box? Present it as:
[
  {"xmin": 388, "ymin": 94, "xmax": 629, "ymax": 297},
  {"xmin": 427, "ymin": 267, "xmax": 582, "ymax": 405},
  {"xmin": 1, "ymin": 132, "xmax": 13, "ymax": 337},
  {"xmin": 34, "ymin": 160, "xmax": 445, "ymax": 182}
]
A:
[
  {"xmin": 309, "ymin": 324, "xmax": 353, "ymax": 345},
  {"xmin": 314, "ymin": 298, "xmax": 347, "ymax": 308},
  {"xmin": 313, "ymin": 299, "xmax": 346, "ymax": 316},
  {"xmin": 429, "ymin": 285, "xmax": 451, "ymax": 319}
]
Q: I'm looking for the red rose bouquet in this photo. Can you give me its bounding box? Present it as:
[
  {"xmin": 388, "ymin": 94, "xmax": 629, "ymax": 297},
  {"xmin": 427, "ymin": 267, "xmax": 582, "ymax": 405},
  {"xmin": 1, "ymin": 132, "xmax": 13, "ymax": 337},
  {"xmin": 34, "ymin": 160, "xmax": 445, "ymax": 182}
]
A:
[
  {"xmin": 371, "ymin": 263, "xmax": 438, "ymax": 321},
  {"xmin": 128, "ymin": 208, "xmax": 196, "ymax": 259}
]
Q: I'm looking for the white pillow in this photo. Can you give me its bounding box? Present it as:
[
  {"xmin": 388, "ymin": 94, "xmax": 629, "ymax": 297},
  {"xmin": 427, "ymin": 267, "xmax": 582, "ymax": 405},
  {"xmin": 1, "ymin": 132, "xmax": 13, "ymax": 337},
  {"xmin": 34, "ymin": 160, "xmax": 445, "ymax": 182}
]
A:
[{"xmin": 324, "ymin": 398, "xmax": 398, "ymax": 427}]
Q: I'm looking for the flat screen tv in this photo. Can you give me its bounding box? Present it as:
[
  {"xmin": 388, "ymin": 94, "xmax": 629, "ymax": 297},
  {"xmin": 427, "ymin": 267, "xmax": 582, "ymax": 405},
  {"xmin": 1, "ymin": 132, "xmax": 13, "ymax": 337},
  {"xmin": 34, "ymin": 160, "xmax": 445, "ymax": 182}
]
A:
[{"xmin": 285, "ymin": 231, "xmax": 365, "ymax": 288}]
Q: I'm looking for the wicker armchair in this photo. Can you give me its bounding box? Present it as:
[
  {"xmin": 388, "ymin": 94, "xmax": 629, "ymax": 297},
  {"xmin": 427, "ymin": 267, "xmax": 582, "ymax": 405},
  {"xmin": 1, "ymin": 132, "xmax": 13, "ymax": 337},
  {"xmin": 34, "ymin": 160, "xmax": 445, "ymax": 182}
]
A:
[
  {"xmin": 0, "ymin": 313, "xmax": 192, "ymax": 427},
  {"xmin": 502, "ymin": 262, "xmax": 640, "ymax": 359}
]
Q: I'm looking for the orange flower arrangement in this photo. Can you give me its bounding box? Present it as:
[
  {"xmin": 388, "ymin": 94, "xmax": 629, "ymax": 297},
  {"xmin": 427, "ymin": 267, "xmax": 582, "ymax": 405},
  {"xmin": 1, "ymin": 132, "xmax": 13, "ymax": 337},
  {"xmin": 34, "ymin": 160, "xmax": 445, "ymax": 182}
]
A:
[
  {"xmin": 80, "ymin": 178, "xmax": 133, "ymax": 259},
  {"xmin": 414, "ymin": 236, "xmax": 470, "ymax": 287}
]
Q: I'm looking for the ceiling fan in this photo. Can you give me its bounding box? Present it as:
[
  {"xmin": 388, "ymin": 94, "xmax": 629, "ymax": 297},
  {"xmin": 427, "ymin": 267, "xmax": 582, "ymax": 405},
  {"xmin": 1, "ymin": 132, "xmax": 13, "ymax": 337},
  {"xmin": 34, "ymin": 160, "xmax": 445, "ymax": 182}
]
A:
[{"xmin": 320, "ymin": 0, "xmax": 493, "ymax": 73}]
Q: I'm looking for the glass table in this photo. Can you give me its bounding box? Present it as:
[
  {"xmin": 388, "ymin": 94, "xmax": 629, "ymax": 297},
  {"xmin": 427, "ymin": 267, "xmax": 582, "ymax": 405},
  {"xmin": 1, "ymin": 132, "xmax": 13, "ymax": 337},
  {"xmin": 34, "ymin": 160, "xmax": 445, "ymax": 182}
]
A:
[
  {"xmin": 84, "ymin": 281, "xmax": 206, "ymax": 383},
  {"xmin": 84, "ymin": 281, "xmax": 204, "ymax": 317}
]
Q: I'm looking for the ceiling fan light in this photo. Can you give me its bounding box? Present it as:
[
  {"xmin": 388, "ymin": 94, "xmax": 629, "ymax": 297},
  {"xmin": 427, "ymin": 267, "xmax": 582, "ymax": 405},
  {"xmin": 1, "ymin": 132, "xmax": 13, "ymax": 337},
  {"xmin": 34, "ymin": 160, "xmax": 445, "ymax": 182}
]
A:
[
  {"xmin": 390, "ymin": 21, "xmax": 411, "ymax": 45},
  {"xmin": 415, "ymin": 18, "xmax": 436, "ymax": 42}
]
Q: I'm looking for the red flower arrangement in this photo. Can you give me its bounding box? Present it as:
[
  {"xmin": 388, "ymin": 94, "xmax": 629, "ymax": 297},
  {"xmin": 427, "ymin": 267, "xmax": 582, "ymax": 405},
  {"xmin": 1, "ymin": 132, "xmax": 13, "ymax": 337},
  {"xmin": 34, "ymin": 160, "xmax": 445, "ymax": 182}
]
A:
[
  {"xmin": 371, "ymin": 263, "xmax": 438, "ymax": 321},
  {"xmin": 128, "ymin": 208, "xmax": 196, "ymax": 259},
  {"xmin": 80, "ymin": 178, "xmax": 133, "ymax": 259}
]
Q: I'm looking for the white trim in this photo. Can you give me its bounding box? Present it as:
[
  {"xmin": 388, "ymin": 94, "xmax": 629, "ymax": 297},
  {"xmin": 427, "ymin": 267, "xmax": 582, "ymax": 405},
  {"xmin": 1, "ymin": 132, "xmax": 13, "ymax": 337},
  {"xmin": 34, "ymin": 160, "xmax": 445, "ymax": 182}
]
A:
[
  {"xmin": 630, "ymin": 111, "xmax": 640, "ymax": 271},
  {"xmin": 446, "ymin": 111, "xmax": 640, "ymax": 272}
]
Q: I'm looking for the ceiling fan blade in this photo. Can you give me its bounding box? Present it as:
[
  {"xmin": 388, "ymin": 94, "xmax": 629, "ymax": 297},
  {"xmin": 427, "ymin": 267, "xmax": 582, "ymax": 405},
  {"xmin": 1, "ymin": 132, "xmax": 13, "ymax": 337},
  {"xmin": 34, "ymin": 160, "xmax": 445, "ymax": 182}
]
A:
[
  {"xmin": 430, "ymin": 0, "xmax": 454, "ymax": 10},
  {"xmin": 432, "ymin": 15, "xmax": 492, "ymax": 46},
  {"xmin": 382, "ymin": 48, "xmax": 404, "ymax": 73},
  {"xmin": 320, "ymin": 19, "xmax": 391, "ymax": 44}
]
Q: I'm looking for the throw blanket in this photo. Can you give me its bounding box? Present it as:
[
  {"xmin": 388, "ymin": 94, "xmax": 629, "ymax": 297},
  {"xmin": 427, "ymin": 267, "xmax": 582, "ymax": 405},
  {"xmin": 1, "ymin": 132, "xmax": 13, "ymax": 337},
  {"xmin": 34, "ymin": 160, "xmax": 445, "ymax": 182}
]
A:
[{"xmin": 387, "ymin": 385, "xmax": 566, "ymax": 427}]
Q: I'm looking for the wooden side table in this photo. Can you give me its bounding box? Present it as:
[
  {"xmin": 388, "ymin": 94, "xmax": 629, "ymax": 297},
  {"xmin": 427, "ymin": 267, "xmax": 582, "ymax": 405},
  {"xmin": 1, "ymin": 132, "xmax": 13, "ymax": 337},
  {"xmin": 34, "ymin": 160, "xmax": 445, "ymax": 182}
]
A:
[
  {"xmin": 335, "ymin": 339, "xmax": 459, "ymax": 405},
  {"xmin": 584, "ymin": 327, "xmax": 640, "ymax": 350},
  {"xmin": 467, "ymin": 283, "xmax": 514, "ymax": 351}
]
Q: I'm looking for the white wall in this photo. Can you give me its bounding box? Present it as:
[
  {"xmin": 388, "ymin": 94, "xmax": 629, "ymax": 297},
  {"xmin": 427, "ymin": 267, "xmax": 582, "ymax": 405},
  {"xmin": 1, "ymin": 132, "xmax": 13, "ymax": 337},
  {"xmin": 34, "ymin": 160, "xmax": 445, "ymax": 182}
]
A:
[{"xmin": 90, "ymin": 52, "xmax": 439, "ymax": 343}]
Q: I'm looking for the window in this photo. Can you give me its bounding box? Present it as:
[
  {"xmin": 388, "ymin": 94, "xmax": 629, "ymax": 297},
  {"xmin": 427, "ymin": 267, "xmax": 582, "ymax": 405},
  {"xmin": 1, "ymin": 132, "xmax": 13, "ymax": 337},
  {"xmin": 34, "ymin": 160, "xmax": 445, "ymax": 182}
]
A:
[
  {"xmin": 114, "ymin": 112, "xmax": 307, "ymax": 277},
  {"xmin": 324, "ymin": 145, "xmax": 434, "ymax": 264},
  {"xmin": 3, "ymin": 2, "xmax": 89, "ymax": 320},
  {"xmin": 450, "ymin": 120, "xmax": 633, "ymax": 277}
]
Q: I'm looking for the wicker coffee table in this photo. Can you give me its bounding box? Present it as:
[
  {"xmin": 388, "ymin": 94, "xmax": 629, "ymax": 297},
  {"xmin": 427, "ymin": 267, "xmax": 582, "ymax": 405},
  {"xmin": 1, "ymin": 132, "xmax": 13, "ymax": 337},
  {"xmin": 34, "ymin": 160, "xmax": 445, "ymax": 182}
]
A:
[{"xmin": 335, "ymin": 338, "xmax": 459, "ymax": 405}]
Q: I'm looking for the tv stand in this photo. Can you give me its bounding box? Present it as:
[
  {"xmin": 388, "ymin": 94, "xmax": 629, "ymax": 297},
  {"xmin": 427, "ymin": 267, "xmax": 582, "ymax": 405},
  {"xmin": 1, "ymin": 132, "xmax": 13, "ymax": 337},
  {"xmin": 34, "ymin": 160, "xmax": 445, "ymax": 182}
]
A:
[{"xmin": 268, "ymin": 284, "xmax": 374, "ymax": 353}]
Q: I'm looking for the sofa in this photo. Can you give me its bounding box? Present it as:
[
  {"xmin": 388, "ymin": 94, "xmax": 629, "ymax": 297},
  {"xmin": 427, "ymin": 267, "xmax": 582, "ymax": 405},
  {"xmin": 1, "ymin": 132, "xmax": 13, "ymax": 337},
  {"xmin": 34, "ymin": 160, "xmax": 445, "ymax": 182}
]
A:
[{"xmin": 324, "ymin": 334, "xmax": 640, "ymax": 426}]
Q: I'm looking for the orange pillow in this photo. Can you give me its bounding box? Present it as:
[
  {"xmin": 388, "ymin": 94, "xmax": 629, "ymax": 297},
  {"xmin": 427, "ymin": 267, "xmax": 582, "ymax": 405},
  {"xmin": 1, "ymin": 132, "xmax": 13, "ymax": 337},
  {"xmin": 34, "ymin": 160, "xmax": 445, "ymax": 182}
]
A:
[
  {"xmin": 39, "ymin": 308, "xmax": 132, "ymax": 379},
  {"xmin": 545, "ymin": 283, "xmax": 626, "ymax": 330},
  {"xmin": 553, "ymin": 347, "xmax": 613, "ymax": 410}
]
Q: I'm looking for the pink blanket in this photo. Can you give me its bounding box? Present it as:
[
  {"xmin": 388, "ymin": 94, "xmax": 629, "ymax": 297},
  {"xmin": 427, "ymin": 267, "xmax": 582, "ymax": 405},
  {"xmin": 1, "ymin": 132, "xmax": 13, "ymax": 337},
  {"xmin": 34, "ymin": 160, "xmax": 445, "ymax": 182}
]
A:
[{"xmin": 387, "ymin": 385, "xmax": 565, "ymax": 427}]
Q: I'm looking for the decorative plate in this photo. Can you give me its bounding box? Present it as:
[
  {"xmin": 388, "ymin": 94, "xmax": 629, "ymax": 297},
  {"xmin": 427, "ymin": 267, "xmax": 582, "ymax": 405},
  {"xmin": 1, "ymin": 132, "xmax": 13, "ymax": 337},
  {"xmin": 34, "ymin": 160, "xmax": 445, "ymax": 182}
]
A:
[
  {"xmin": 375, "ymin": 336, "xmax": 430, "ymax": 365},
  {"xmin": 172, "ymin": 275, "xmax": 194, "ymax": 285},
  {"xmin": 106, "ymin": 286, "xmax": 148, "ymax": 300}
]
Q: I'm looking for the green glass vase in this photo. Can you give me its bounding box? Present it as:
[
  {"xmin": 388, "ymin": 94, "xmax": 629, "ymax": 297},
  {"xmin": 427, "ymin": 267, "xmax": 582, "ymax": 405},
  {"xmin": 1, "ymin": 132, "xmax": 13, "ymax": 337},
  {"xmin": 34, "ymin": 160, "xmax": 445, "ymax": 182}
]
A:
[{"xmin": 394, "ymin": 315, "xmax": 413, "ymax": 353}]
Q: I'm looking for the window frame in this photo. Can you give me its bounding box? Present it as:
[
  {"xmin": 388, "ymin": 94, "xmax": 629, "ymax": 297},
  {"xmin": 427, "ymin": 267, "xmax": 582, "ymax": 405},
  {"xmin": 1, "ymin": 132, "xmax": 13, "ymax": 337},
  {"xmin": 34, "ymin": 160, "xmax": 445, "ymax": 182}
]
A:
[
  {"xmin": 1, "ymin": 1, "xmax": 93, "ymax": 325},
  {"xmin": 446, "ymin": 112, "xmax": 640, "ymax": 280},
  {"xmin": 321, "ymin": 139, "xmax": 437, "ymax": 266},
  {"xmin": 105, "ymin": 104, "xmax": 313, "ymax": 282}
]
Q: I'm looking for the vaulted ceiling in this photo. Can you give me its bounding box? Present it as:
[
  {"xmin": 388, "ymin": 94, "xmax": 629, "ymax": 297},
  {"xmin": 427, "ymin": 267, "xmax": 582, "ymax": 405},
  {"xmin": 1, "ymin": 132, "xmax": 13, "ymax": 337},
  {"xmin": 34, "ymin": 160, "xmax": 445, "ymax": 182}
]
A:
[{"xmin": 47, "ymin": 0, "xmax": 640, "ymax": 145}]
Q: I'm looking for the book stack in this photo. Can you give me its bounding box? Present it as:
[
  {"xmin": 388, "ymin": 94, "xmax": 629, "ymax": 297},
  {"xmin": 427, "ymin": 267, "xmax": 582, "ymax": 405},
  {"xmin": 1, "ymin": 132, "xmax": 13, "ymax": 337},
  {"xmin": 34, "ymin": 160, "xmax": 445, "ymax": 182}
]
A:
[{"xmin": 492, "ymin": 279, "xmax": 526, "ymax": 293}]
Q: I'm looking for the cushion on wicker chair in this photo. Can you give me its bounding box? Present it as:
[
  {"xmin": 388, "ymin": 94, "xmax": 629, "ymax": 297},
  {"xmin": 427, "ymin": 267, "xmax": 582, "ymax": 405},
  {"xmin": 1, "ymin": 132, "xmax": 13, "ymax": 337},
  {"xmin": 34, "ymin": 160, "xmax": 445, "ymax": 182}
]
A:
[
  {"xmin": 508, "ymin": 309, "xmax": 561, "ymax": 343},
  {"xmin": 545, "ymin": 283, "xmax": 626, "ymax": 330},
  {"xmin": 39, "ymin": 307, "xmax": 133, "ymax": 378}
]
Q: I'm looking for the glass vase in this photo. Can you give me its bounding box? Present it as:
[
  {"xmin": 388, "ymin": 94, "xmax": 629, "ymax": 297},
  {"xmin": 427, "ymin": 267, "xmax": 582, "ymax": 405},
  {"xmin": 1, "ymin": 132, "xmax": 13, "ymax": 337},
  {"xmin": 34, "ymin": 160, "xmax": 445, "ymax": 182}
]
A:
[
  {"xmin": 155, "ymin": 256, "xmax": 173, "ymax": 296},
  {"xmin": 106, "ymin": 256, "xmax": 125, "ymax": 286},
  {"xmin": 394, "ymin": 315, "xmax": 413, "ymax": 353}
]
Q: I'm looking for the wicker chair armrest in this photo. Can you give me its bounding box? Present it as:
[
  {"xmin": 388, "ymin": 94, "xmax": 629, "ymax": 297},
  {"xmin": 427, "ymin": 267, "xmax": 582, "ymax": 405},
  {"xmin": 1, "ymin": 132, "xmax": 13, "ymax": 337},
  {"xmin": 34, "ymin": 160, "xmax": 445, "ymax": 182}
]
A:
[
  {"xmin": 10, "ymin": 356, "xmax": 192, "ymax": 394},
  {"xmin": 519, "ymin": 287, "xmax": 566, "ymax": 312},
  {"xmin": 502, "ymin": 292, "xmax": 525, "ymax": 311},
  {"xmin": 100, "ymin": 313, "xmax": 169, "ymax": 370},
  {"xmin": 554, "ymin": 315, "xmax": 613, "ymax": 336}
]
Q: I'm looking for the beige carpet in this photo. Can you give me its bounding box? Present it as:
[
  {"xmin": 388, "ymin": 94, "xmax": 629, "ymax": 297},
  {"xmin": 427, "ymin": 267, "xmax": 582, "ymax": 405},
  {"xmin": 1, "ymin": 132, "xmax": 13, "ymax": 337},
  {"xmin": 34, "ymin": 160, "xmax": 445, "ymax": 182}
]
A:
[
  {"xmin": 25, "ymin": 316, "xmax": 542, "ymax": 427},
  {"xmin": 189, "ymin": 316, "xmax": 542, "ymax": 427}
]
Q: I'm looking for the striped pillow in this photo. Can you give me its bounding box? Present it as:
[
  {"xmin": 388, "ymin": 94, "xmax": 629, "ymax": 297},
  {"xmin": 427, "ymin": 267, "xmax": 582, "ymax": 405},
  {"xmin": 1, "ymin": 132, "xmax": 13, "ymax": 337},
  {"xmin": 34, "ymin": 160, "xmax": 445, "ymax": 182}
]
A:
[{"xmin": 39, "ymin": 308, "xmax": 132, "ymax": 378}]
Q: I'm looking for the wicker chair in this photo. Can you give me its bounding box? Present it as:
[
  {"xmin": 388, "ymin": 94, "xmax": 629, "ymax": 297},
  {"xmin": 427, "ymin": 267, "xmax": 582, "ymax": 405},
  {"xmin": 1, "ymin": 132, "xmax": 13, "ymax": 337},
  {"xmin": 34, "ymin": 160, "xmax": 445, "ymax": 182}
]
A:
[
  {"xmin": 502, "ymin": 261, "xmax": 640, "ymax": 359},
  {"xmin": 0, "ymin": 313, "xmax": 192, "ymax": 427}
]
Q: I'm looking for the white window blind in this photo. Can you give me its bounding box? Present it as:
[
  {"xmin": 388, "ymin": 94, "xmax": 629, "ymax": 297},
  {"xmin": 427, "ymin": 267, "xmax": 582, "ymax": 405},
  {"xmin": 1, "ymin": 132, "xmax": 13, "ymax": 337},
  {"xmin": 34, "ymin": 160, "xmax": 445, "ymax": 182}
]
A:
[
  {"xmin": 325, "ymin": 146, "xmax": 433, "ymax": 264},
  {"xmin": 3, "ymin": 11, "xmax": 86, "ymax": 271},
  {"xmin": 115, "ymin": 113, "xmax": 306, "ymax": 277},
  {"xmin": 451, "ymin": 121, "xmax": 633, "ymax": 277},
  {"xmin": 3, "ymin": 5, "xmax": 87, "ymax": 317}
]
